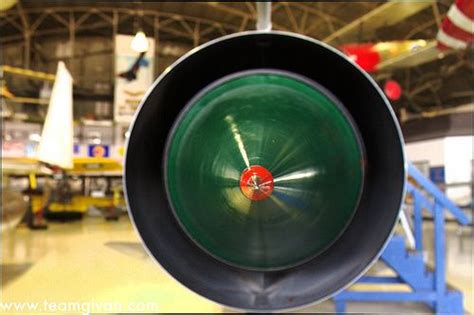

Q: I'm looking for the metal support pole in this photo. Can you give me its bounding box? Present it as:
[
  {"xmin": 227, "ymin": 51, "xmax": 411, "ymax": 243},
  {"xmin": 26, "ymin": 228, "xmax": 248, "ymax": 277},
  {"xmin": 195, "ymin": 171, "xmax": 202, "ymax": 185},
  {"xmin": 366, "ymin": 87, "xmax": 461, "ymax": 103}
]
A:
[
  {"xmin": 112, "ymin": 10, "xmax": 118, "ymax": 82},
  {"xmin": 413, "ymin": 191, "xmax": 423, "ymax": 252},
  {"xmin": 111, "ymin": 10, "xmax": 118, "ymax": 127},
  {"xmin": 399, "ymin": 207, "xmax": 415, "ymax": 249},
  {"xmin": 153, "ymin": 15, "xmax": 159, "ymax": 75},
  {"xmin": 17, "ymin": 2, "xmax": 31, "ymax": 69},
  {"xmin": 256, "ymin": 2, "xmax": 272, "ymax": 31},
  {"xmin": 23, "ymin": 32, "xmax": 31, "ymax": 69},
  {"xmin": 193, "ymin": 22, "xmax": 200, "ymax": 47},
  {"xmin": 434, "ymin": 202, "xmax": 446, "ymax": 297},
  {"xmin": 68, "ymin": 12, "xmax": 76, "ymax": 76}
]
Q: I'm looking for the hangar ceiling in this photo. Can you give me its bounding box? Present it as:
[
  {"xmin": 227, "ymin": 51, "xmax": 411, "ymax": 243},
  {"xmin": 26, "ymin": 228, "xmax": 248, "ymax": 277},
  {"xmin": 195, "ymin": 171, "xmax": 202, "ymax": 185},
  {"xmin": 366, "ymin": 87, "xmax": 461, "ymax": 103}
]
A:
[{"xmin": 1, "ymin": 1, "xmax": 473, "ymax": 123}]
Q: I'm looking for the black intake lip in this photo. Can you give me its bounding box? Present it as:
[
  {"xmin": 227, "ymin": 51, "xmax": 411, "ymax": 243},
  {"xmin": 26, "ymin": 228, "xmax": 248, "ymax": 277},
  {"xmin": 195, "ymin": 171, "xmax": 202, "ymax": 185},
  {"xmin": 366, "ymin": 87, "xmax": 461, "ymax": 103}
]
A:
[{"xmin": 124, "ymin": 31, "xmax": 406, "ymax": 312}]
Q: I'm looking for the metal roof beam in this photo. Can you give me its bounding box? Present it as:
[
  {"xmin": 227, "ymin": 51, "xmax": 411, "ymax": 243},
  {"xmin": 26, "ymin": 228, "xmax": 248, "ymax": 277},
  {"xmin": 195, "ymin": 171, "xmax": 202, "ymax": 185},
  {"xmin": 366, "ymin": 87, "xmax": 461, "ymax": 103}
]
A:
[
  {"xmin": 324, "ymin": 1, "xmax": 434, "ymax": 44},
  {"xmin": 203, "ymin": 2, "xmax": 287, "ymax": 31}
]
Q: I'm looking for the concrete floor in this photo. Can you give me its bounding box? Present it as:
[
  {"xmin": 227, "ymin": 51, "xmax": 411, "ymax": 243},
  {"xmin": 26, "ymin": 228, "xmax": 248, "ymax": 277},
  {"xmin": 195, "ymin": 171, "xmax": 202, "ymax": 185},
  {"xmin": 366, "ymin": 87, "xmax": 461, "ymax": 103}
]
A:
[{"xmin": 1, "ymin": 216, "xmax": 472, "ymax": 313}]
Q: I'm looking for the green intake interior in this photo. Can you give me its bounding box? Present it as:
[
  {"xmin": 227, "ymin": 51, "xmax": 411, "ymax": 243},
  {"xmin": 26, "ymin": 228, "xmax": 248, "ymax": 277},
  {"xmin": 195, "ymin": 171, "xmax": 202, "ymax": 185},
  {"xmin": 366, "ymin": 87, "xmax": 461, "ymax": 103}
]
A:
[{"xmin": 166, "ymin": 72, "xmax": 364, "ymax": 270}]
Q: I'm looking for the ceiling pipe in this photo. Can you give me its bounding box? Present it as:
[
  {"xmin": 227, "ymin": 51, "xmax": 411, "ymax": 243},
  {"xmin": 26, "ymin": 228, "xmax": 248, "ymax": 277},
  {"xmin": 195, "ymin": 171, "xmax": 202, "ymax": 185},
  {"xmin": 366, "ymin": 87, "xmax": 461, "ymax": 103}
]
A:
[{"xmin": 256, "ymin": 2, "xmax": 272, "ymax": 31}]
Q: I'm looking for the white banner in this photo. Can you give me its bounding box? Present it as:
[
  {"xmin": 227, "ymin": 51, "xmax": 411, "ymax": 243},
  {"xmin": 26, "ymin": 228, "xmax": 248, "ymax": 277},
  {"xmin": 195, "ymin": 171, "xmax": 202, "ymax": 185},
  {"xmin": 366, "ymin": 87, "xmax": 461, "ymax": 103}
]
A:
[{"xmin": 114, "ymin": 34, "xmax": 155, "ymax": 123}]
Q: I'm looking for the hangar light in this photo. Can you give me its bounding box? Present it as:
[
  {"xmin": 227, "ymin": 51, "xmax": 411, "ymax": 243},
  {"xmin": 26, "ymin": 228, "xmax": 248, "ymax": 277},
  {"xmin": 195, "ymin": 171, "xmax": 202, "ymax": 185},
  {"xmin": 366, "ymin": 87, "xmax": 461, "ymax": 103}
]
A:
[{"xmin": 131, "ymin": 31, "xmax": 149, "ymax": 53}]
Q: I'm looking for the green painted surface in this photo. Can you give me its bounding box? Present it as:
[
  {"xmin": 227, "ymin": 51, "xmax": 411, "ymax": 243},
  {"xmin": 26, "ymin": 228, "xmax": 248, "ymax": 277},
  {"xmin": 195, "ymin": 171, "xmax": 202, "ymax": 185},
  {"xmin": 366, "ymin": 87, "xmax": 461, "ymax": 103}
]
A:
[{"xmin": 166, "ymin": 72, "xmax": 363, "ymax": 270}]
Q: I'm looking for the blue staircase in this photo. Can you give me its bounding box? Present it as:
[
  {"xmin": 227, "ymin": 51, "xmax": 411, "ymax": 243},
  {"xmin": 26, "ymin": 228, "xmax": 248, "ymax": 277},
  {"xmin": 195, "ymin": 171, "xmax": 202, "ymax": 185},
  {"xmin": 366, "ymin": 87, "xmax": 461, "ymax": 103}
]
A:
[
  {"xmin": 381, "ymin": 235, "xmax": 434, "ymax": 291},
  {"xmin": 333, "ymin": 163, "xmax": 470, "ymax": 314}
]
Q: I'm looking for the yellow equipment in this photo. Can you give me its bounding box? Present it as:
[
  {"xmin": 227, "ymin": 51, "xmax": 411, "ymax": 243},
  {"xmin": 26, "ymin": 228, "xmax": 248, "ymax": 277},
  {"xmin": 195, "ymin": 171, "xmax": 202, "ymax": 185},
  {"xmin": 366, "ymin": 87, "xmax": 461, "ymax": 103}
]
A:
[{"xmin": 2, "ymin": 157, "xmax": 125, "ymax": 218}]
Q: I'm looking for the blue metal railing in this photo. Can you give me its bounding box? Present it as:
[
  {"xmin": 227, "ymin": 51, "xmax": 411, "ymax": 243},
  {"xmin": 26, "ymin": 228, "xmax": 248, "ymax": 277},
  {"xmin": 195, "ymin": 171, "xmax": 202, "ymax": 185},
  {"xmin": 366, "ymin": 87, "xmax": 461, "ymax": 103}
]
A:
[{"xmin": 334, "ymin": 162, "xmax": 471, "ymax": 314}]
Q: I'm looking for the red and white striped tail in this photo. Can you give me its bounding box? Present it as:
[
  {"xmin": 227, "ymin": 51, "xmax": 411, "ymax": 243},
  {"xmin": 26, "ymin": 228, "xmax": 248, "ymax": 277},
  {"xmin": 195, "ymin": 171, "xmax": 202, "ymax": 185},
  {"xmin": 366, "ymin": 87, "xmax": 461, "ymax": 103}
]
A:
[{"xmin": 437, "ymin": 0, "xmax": 473, "ymax": 50}]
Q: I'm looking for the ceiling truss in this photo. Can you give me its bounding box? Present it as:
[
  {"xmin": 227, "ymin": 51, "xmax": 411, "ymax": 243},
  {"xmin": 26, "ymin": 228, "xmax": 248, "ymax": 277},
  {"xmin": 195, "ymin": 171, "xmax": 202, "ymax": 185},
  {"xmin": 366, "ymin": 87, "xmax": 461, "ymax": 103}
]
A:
[{"xmin": 1, "ymin": 2, "xmax": 471, "ymax": 115}]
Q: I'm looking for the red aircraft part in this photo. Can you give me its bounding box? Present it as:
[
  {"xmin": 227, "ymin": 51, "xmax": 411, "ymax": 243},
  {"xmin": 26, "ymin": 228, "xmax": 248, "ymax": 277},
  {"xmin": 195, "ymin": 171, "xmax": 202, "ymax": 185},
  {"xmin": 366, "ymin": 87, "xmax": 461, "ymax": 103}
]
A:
[{"xmin": 437, "ymin": 0, "xmax": 474, "ymax": 50}]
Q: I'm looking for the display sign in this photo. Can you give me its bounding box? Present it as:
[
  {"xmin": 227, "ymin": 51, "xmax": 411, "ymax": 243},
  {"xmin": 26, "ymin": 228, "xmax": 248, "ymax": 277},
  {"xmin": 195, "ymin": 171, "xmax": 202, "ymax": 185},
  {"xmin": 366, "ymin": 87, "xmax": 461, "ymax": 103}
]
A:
[
  {"xmin": 1, "ymin": 141, "xmax": 26, "ymax": 157},
  {"xmin": 114, "ymin": 34, "xmax": 155, "ymax": 123},
  {"xmin": 430, "ymin": 166, "xmax": 446, "ymax": 184},
  {"xmin": 88, "ymin": 144, "xmax": 110, "ymax": 158}
]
